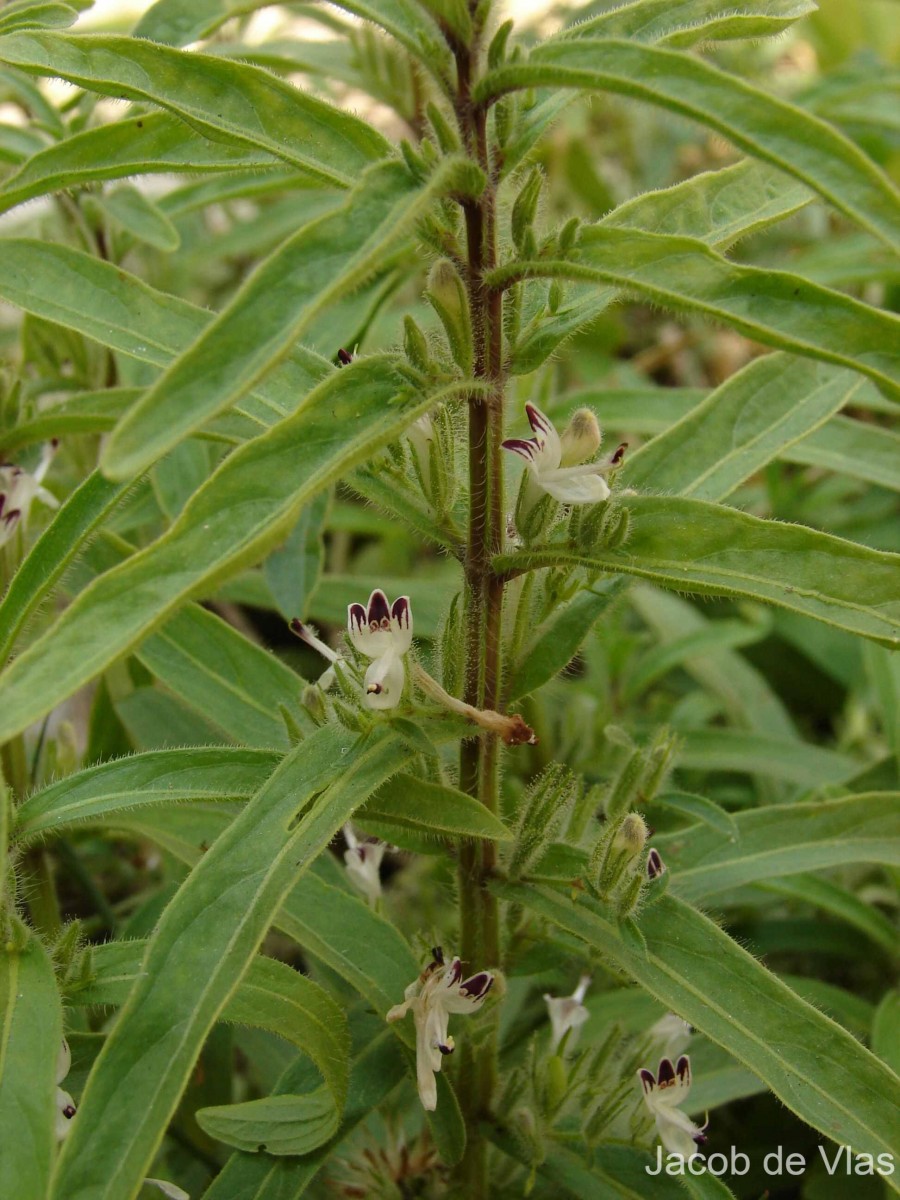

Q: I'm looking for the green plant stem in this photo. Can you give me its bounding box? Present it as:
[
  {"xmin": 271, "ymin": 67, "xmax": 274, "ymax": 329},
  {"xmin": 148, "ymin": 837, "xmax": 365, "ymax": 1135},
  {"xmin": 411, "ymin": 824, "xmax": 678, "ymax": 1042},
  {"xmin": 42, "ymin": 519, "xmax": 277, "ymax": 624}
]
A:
[{"xmin": 454, "ymin": 6, "xmax": 506, "ymax": 1192}]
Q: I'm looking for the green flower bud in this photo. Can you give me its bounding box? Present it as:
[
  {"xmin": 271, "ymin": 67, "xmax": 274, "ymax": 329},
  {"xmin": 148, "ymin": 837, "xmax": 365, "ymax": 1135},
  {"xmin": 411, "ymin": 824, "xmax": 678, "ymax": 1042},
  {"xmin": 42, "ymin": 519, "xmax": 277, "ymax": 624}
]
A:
[
  {"xmin": 559, "ymin": 408, "xmax": 602, "ymax": 467},
  {"xmin": 426, "ymin": 259, "xmax": 473, "ymax": 374}
]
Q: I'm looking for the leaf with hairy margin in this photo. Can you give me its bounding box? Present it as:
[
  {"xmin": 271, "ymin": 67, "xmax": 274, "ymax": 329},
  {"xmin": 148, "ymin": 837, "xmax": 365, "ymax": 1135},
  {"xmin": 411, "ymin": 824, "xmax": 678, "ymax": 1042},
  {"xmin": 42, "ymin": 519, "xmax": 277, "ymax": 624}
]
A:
[
  {"xmin": 100, "ymin": 159, "xmax": 470, "ymax": 478},
  {"xmin": 0, "ymin": 32, "xmax": 389, "ymax": 186},
  {"xmin": 495, "ymin": 496, "xmax": 900, "ymax": 648},
  {"xmin": 0, "ymin": 358, "xmax": 438, "ymax": 745},
  {"xmin": 476, "ymin": 39, "xmax": 900, "ymax": 251},
  {"xmin": 50, "ymin": 726, "xmax": 406, "ymax": 1200}
]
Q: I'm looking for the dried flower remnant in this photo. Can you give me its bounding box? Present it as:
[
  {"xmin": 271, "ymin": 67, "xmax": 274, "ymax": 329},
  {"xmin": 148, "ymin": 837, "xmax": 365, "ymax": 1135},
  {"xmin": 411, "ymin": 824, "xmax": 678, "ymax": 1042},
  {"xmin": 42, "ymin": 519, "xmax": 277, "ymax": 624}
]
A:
[
  {"xmin": 387, "ymin": 948, "xmax": 493, "ymax": 1111},
  {"xmin": 503, "ymin": 404, "xmax": 626, "ymax": 504},
  {"xmin": 638, "ymin": 1055, "xmax": 708, "ymax": 1159}
]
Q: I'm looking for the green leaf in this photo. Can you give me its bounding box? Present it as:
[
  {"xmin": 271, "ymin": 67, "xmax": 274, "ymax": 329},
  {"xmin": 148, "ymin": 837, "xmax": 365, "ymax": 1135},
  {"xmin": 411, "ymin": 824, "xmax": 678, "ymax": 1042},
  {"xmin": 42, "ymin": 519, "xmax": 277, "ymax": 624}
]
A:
[
  {"xmin": 280, "ymin": 870, "xmax": 419, "ymax": 1016},
  {"xmin": 0, "ymin": 357, "xmax": 433, "ymax": 746},
  {"xmin": 512, "ymin": 160, "xmax": 812, "ymax": 373},
  {"xmin": 622, "ymin": 620, "xmax": 763, "ymax": 701},
  {"xmin": 653, "ymin": 792, "xmax": 738, "ymax": 838},
  {"xmin": 501, "ymin": 882, "xmax": 900, "ymax": 1166},
  {"xmin": 624, "ymin": 356, "xmax": 864, "ymax": 501},
  {"xmin": 133, "ymin": 0, "xmax": 276, "ymax": 45},
  {"xmin": 197, "ymin": 1086, "xmax": 339, "ymax": 1156},
  {"xmin": 136, "ymin": 606, "xmax": 307, "ymax": 749},
  {"xmin": 497, "ymin": 496, "xmax": 900, "ymax": 648},
  {"xmin": 14, "ymin": 747, "xmax": 279, "ymax": 844},
  {"xmin": 327, "ymin": 0, "xmax": 450, "ymax": 88},
  {"xmin": 506, "ymin": 582, "xmax": 624, "ymax": 702},
  {"xmin": 561, "ymin": 0, "xmax": 815, "ymax": 45},
  {"xmin": 0, "ymin": 471, "xmax": 126, "ymax": 664},
  {"xmin": 100, "ymin": 160, "xmax": 459, "ymax": 478},
  {"xmin": 0, "ymin": 239, "xmax": 331, "ymax": 435},
  {"xmin": 498, "ymin": 230, "xmax": 900, "ymax": 400},
  {"xmin": 203, "ymin": 1028, "xmax": 404, "ymax": 1200},
  {"xmin": 786, "ymin": 416, "xmax": 900, "ymax": 493},
  {"xmin": 264, "ymin": 492, "xmax": 329, "ymax": 621},
  {"xmin": 630, "ymin": 586, "xmax": 797, "ymax": 739},
  {"xmin": 756, "ymin": 876, "xmax": 899, "ymax": 957},
  {"xmin": 0, "ymin": 33, "xmax": 389, "ymax": 186},
  {"xmin": 50, "ymin": 725, "xmax": 404, "ymax": 1200},
  {"xmin": 871, "ymin": 993, "xmax": 900, "ymax": 1077},
  {"xmin": 0, "ymin": 112, "xmax": 280, "ymax": 216},
  {"xmin": 360, "ymin": 772, "xmax": 512, "ymax": 845},
  {"xmin": 97, "ymin": 184, "xmax": 181, "ymax": 252},
  {"xmin": 0, "ymin": 937, "xmax": 62, "ymax": 1200},
  {"xmin": 656, "ymin": 792, "xmax": 900, "ymax": 899},
  {"xmin": 476, "ymin": 39, "xmax": 900, "ymax": 251},
  {"xmin": 0, "ymin": 2, "xmax": 77, "ymax": 35},
  {"xmin": 676, "ymin": 729, "xmax": 859, "ymax": 786},
  {"xmin": 197, "ymin": 957, "xmax": 349, "ymax": 1156}
]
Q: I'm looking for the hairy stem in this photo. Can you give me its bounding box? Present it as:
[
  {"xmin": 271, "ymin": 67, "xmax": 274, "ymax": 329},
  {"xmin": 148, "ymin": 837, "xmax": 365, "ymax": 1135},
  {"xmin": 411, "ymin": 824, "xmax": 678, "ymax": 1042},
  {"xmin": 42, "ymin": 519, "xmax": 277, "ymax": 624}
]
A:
[{"xmin": 453, "ymin": 7, "xmax": 506, "ymax": 1192}]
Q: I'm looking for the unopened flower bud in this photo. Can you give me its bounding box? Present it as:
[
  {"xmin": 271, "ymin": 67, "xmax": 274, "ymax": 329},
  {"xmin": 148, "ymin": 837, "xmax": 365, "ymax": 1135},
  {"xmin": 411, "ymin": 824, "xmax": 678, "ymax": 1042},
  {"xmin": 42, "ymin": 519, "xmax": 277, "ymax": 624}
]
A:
[
  {"xmin": 559, "ymin": 408, "xmax": 601, "ymax": 467},
  {"xmin": 614, "ymin": 813, "xmax": 648, "ymax": 861},
  {"xmin": 426, "ymin": 259, "xmax": 472, "ymax": 374}
]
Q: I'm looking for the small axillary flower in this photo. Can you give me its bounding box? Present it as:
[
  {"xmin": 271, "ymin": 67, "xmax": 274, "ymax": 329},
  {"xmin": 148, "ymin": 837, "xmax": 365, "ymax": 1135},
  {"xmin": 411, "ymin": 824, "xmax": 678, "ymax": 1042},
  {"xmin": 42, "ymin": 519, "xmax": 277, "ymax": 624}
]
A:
[
  {"xmin": 502, "ymin": 404, "xmax": 626, "ymax": 504},
  {"xmin": 0, "ymin": 441, "xmax": 59, "ymax": 547},
  {"xmin": 348, "ymin": 589, "xmax": 412, "ymax": 710},
  {"xmin": 342, "ymin": 822, "xmax": 388, "ymax": 907},
  {"xmin": 55, "ymin": 1039, "xmax": 77, "ymax": 1141},
  {"xmin": 638, "ymin": 1055, "xmax": 708, "ymax": 1160},
  {"xmin": 387, "ymin": 948, "xmax": 494, "ymax": 1112},
  {"xmin": 544, "ymin": 974, "xmax": 591, "ymax": 1053}
]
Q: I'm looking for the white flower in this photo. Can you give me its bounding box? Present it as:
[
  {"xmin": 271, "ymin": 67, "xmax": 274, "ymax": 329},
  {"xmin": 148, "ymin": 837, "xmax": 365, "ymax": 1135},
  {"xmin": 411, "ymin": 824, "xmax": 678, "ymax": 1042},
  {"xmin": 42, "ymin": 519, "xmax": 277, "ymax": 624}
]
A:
[
  {"xmin": 387, "ymin": 948, "xmax": 493, "ymax": 1111},
  {"xmin": 502, "ymin": 404, "xmax": 625, "ymax": 504},
  {"xmin": 0, "ymin": 441, "xmax": 59, "ymax": 547},
  {"xmin": 347, "ymin": 589, "xmax": 412, "ymax": 710},
  {"xmin": 55, "ymin": 1038, "xmax": 77, "ymax": 1142},
  {"xmin": 647, "ymin": 848, "xmax": 666, "ymax": 880},
  {"xmin": 544, "ymin": 974, "xmax": 591, "ymax": 1053},
  {"xmin": 638, "ymin": 1055, "xmax": 708, "ymax": 1160},
  {"xmin": 343, "ymin": 823, "xmax": 388, "ymax": 906}
]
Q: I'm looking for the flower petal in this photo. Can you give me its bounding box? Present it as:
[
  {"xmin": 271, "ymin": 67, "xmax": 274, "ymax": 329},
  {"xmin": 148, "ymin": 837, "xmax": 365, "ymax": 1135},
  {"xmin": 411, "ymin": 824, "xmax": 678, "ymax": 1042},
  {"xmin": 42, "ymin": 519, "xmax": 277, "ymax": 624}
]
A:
[
  {"xmin": 364, "ymin": 650, "xmax": 405, "ymax": 709},
  {"xmin": 540, "ymin": 472, "xmax": 610, "ymax": 504},
  {"xmin": 390, "ymin": 596, "xmax": 413, "ymax": 653},
  {"xmin": 525, "ymin": 404, "xmax": 561, "ymax": 470}
]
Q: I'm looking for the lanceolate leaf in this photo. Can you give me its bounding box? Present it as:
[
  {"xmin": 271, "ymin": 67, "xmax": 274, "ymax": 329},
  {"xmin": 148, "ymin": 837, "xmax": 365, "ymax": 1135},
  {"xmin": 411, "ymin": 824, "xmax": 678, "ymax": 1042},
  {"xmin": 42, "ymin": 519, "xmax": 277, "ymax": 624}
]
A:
[
  {"xmin": 361, "ymin": 772, "xmax": 512, "ymax": 844},
  {"xmin": 559, "ymin": 0, "xmax": 814, "ymax": 44},
  {"xmin": 0, "ymin": 240, "xmax": 331, "ymax": 433},
  {"xmin": 136, "ymin": 606, "xmax": 308, "ymax": 749},
  {"xmin": 494, "ymin": 230, "xmax": 900, "ymax": 401},
  {"xmin": 100, "ymin": 160, "xmax": 463, "ymax": 478},
  {"xmin": 133, "ymin": 0, "xmax": 277, "ymax": 45},
  {"xmin": 0, "ymin": 358, "xmax": 433, "ymax": 746},
  {"xmin": 0, "ymin": 33, "xmax": 389, "ymax": 185},
  {"xmin": 656, "ymin": 793, "xmax": 900, "ymax": 900},
  {"xmin": 0, "ymin": 471, "xmax": 126, "ymax": 664},
  {"xmin": 496, "ymin": 496, "xmax": 900, "ymax": 648},
  {"xmin": 502, "ymin": 882, "xmax": 900, "ymax": 1166},
  {"xmin": 0, "ymin": 112, "xmax": 282, "ymax": 215},
  {"xmin": 513, "ymin": 161, "xmax": 812, "ymax": 373},
  {"xmin": 624, "ymin": 356, "xmax": 864, "ymax": 501},
  {"xmin": 0, "ymin": 938, "xmax": 61, "ymax": 1200},
  {"xmin": 50, "ymin": 726, "xmax": 405, "ymax": 1200},
  {"xmin": 476, "ymin": 39, "xmax": 900, "ymax": 251},
  {"xmin": 14, "ymin": 748, "xmax": 280, "ymax": 844}
]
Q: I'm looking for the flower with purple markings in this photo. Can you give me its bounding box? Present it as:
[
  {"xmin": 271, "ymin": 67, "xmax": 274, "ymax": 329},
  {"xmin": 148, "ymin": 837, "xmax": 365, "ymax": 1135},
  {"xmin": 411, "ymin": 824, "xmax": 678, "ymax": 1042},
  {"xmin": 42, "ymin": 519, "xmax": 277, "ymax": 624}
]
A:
[
  {"xmin": 343, "ymin": 823, "xmax": 388, "ymax": 906},
  {"xmin": 387, "ymin": 948, "xmax": 493, "ymax": 1111},
  {"xmin": 291, "ymin": 589, "xmax": 412, "ymax": 710},
  {"xmin": 55, "ymin": 1040, "xmax": 77, "ymax": 1142},
  {"xmin": 638, "ymin": 1055, "xmax": 708, "ymax": 1159},
  {"xmin": 0, "ymin": 441, "xmax": 58, "ymax": 548},
  {"xmin": 502, "ymin": 404, "xmax": 625, "ymax": 505},
  {"xmin": 347, "ymin": 588, "xmax": 413, "ymax": 710}
]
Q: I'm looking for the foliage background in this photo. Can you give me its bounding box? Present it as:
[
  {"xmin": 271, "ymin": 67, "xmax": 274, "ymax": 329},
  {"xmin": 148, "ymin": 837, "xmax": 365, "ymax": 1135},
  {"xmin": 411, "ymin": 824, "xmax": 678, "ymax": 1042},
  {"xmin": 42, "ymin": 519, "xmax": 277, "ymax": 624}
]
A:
[{"xmin": 0, "ymin": 0, "xmax": 898, "ymax": 1198}]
